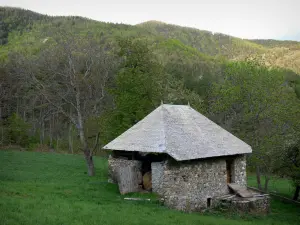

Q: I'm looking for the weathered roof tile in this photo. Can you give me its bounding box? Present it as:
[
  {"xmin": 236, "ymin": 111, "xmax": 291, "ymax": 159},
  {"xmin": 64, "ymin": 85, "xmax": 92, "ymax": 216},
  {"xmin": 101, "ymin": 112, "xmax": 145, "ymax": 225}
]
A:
[{"xmin": 103, "ymin": 104, "xmax": 252, "ymax": 161}]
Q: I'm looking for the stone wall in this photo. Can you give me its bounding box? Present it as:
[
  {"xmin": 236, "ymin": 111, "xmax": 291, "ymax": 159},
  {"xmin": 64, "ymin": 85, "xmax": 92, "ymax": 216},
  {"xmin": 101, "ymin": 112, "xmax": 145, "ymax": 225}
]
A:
[
  {"xmin": 151, "ymin": 161, "xmax": 166, "ymax": 195},
  {"xmin": 159, "ymin": 158, "xmax": 230, "ymax": 211},
  {"xmin": 231, "ymin": 155, "xmax": 247, "ymax": 187},
  {"xmin": 108, "ymin": 154, "xmax": 249, "ymax": 212},
  {"xmin": 221, "ymin": 195, "xmax": 270, "ymax": 215},
  {"xmin": 107, "ymin": 156, "xmax": 142, "ymax": 184}
]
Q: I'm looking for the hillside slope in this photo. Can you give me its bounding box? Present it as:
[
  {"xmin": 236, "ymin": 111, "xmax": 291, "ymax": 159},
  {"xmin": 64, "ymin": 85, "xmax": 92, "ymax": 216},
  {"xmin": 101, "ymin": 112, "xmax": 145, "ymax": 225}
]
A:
[
  {"xmin": 1, "ymin": 7, "xmax": 299, "ymax": 74},
  {"xmin": 138, "ymin": 21, "xmax": 300, "ymax": 74},
  {"xmin": 138, "ymin": 21, "xmax": 266, "ymax": 58}
]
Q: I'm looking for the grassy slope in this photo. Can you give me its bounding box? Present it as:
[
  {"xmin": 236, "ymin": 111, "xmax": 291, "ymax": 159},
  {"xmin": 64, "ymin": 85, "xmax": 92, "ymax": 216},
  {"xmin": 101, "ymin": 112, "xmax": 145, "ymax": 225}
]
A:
[
  {"xmin": 248, "ymin": 174, "xmax": 295, "ymax": 198},
  {"xmin": 0, "ymin": 150, "xmax": 299, "ymax": 225}
]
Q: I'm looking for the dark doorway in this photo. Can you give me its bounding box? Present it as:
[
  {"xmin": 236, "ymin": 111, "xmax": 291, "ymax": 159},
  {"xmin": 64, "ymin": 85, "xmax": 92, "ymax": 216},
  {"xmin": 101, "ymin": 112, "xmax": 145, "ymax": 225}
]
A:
[
  {"xmin": 207, "ymin": 198, "xmax": 212, "ymax": 208},
  {"xmin": 141, "ymin": 160, "xmax": 151, "ymax": 175},
  {"xmin": 226, "ymin": 159, "xmax": 233, "ymax": 183}
]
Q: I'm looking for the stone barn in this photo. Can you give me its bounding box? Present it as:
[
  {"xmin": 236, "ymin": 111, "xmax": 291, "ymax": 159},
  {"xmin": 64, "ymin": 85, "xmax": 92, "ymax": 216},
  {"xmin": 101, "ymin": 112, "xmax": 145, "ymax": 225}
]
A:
[{"xmin": 103, "ymin": 104, "xmax": 255, "ymax": 212}]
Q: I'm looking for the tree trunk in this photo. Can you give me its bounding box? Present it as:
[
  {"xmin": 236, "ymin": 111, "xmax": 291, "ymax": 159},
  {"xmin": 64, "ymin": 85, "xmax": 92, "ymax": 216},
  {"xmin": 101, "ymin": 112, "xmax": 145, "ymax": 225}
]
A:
[
  {"xmin": 0, "ymin": 107, "xmax": 2, "ymax": 146},
  {"xmin": 68, "ymin": 123, "xmax": 73, "ymax": 154},
  {"xmin": 75, "ymin": 88, "xmax": 95, "ymax": 176},
  {"xmin": 79, "ymin": 126, "xmax": 95, "ymax": 176},
  {"xmin": 1, "ymin": 127, "xmax": 3, "ymax": 146},
  {"xmin": 56, "ymin": 138, "xmax": 59, "ymax": 151},
  {"xmin": 293, "ymin": 185, "xmax": 300, "ymax": 201},
  {"xmin": 256, "ymin": 166, "xmax": 262, "ymax": 190},
  {"xmin": 49, "ymin": 115, "xmax": 53, "ymax": 148},
  {"xmin": 16, "ymin": 98, "xmax": 19, "ymax": 115},
  {"xmin": 23, "ymin": 109, "xmax": 26, "ymax": 120},
  {"xmin": 84, "ymin": 150, "xmax": 95, "ymax": 176},
  {"xmin": 40, "ymin": 120, "xmax": 45, "ymax": 144},
  {"xmin": 77, "ymin": 117, "xmax": 95, "ymax": 176},
  {"xmin": 264, "ymin": 175, "xmax": 270, "ymax": 192}
]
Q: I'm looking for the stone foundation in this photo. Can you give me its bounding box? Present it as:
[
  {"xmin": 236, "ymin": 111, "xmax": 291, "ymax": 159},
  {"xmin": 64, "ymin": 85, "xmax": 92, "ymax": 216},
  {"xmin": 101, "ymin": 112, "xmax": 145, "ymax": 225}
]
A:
[
  {"xmin": 108, "ymin": 154, "xmax": 251, "ymax": 212},
  {"xmin": 217, "ymin": 193, "xmax": 270, "ymax": 215}
]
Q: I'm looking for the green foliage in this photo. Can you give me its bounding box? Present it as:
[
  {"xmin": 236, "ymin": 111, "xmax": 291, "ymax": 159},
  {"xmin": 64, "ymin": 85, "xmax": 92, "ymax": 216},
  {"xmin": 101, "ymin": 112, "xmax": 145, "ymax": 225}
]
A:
[
  {"xmin": 289, "ymin": 148, "xmax": 300, "ymax": 187},
  {"xmin": 100, "ymin": 37, "xmax": 205, "ymax": 143},
  {"xmin": 102, "ymin": 38, "xmax": 165, "ymax": 142},
  {"xmin": 0, "ymin": 7, "xmax": 46, "ymax": 45},
  {"xmin": 292, "ymin": 77, "xmax": 300, "ymax": 98},
  {"xmin": 6, "ymin": 113, "xmax": 31, "ymax": 147},
  {"xmin": 209, "ymin": 60, "xmax": 300, "ymax": 180},
  {"xmin": 276, "ymin": 140, "xmax": 300, "ymax": 187},
  {"xmin": 295, "ymin": 84, "xmax": 300, "ymax": 98},
  {"xmin": 158, "ymin": 39, "xmax": 213, "ymax": 59}
]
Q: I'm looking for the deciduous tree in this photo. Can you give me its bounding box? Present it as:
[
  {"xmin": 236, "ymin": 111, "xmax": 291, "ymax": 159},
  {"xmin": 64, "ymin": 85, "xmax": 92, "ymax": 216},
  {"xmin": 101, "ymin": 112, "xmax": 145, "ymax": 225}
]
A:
[
  {"xmin": 11, "ymin": 33, "xmax": 117, "ymax": 176},
  {"xmin": 208, "ymin": 60, "xmax": 300, "ymax": 190}
]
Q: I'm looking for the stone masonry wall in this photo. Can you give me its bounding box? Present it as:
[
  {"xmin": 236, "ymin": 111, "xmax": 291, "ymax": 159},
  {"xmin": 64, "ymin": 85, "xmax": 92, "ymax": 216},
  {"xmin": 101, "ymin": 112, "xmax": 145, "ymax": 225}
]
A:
[
  {"xmin": 225, "ymin": 195, "xmax": 270, "ymax": 215},
  {"xmin": 232, "ymin": 155, "xmax": 247, "ymax": 187},
  {"xmin": 108, "ymin": 154, "xmax": 248, "ymax": 212},
  {"xmin": 151, "ymin": 161, "xmax": 166, "ymax": 195},
  {"xmin": 159, "ymin": 158, "xmax": 230, "ymax": 211},
  {"xmin": 107, "ymin": 156, "xmax": 142, "ymax": 184}
]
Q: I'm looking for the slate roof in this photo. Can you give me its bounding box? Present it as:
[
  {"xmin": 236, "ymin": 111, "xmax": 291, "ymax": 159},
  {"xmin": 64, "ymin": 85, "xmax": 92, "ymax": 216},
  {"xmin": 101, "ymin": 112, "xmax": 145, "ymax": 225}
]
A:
[{"xmin": 103, "ymin": 104, "xmax": 252, "ymax": 161}]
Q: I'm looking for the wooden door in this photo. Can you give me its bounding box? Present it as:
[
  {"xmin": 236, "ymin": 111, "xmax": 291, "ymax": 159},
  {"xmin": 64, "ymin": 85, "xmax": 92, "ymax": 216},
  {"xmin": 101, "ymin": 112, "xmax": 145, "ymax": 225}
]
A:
[
  {"xmin": 226, "ymin": 160, "xmax": 232, "ymax": 183},
  {"xmin": 116, "ymin": 166, "xmax": 139, "ymax": 194}
]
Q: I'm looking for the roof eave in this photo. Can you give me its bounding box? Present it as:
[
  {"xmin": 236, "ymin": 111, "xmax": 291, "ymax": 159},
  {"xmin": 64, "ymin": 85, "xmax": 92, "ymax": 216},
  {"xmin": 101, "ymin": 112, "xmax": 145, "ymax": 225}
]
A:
[{"xmin": 170, "ymin": 148, "xmax": 252, "ymax": 161}]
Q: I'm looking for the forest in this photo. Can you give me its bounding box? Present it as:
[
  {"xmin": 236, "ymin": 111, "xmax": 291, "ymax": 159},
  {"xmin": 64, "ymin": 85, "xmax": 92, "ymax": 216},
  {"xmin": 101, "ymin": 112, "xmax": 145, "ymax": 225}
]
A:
[{"xmin": 0, "ymin": 7, "xmax": 300, "ymax": 199}]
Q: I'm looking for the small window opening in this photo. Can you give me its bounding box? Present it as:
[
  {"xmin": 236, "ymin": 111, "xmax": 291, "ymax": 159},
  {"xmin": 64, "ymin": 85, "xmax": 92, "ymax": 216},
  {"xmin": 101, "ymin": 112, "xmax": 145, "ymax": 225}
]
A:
[{"xmin": 207, "ymin": 198, "xmax": 212, "ymax": 208}]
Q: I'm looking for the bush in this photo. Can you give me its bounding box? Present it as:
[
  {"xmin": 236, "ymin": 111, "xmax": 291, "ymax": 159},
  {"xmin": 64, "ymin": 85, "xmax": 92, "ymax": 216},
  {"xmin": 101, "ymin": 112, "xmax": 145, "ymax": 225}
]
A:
[{"xmin": 7, "ymin": 113, "xmax": 31, "ymax": 147}]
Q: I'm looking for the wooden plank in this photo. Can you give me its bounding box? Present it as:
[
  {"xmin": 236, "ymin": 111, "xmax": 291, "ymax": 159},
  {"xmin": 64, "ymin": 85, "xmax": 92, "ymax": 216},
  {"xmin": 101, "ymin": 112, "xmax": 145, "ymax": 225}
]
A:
[
  {"xmin": 228, "ymin": 183, "xmax": 253, "ymax": 198},
  {"xmin": 116, "ymin": 166, "xmax": 139, "ymax": 195},
  {"xmin": 228, "ymin": 183, "xmax": 243, "ymax": 192},
  {"xmin": 124, "ymin": 198, "xmax": 151, "ymax": 201},
  {"xmin": 237, "ymin": 189, "xmax": 253, "ymax": 198}
]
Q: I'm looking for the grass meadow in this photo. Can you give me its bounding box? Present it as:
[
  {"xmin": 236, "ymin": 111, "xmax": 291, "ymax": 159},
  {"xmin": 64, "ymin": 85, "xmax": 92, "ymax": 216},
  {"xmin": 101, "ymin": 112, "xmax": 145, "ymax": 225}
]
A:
[{"xmin": 0, "ymin": 150, "xmax": 299, "ymax": 225}]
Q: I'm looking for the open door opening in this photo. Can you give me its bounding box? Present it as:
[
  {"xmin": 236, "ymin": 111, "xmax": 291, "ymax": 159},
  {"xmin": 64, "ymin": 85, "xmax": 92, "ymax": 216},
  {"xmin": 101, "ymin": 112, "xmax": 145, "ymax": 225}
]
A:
[
  {"xmin": 226, "ymin": 159, "xmax": 233, "ymax": 184},
  {"xmin": 141, "ymin": 160, "xmax": 152, "ymax": 191},
  {"xmin": 207, "ymin": 198, "xmax": 212, "ymax": 208}
]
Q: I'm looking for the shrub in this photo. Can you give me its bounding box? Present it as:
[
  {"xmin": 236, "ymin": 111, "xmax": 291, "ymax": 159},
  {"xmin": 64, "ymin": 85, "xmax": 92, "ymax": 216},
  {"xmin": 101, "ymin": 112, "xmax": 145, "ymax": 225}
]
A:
[{"xmin": 7, "ymin": 113, "xmax": 31, "ymax": 147}]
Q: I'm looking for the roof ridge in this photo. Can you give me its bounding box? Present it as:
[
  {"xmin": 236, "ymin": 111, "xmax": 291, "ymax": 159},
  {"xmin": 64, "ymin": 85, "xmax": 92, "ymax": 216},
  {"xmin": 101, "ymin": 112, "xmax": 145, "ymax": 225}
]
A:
[{"xmin": 160, "ymin": 104, "xmax": 167, "ymax": 153}]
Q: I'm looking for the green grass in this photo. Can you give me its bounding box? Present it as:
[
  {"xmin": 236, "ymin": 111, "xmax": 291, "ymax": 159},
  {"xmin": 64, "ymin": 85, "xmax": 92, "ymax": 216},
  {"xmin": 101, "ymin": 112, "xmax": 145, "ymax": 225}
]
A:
[
  {"xmin": 248, "ymin": 173, "xmax": 295, "ymax": 198},
  {"xmin": 0, "ymin": 150, "xmax": 299, "ymax": 225}
]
